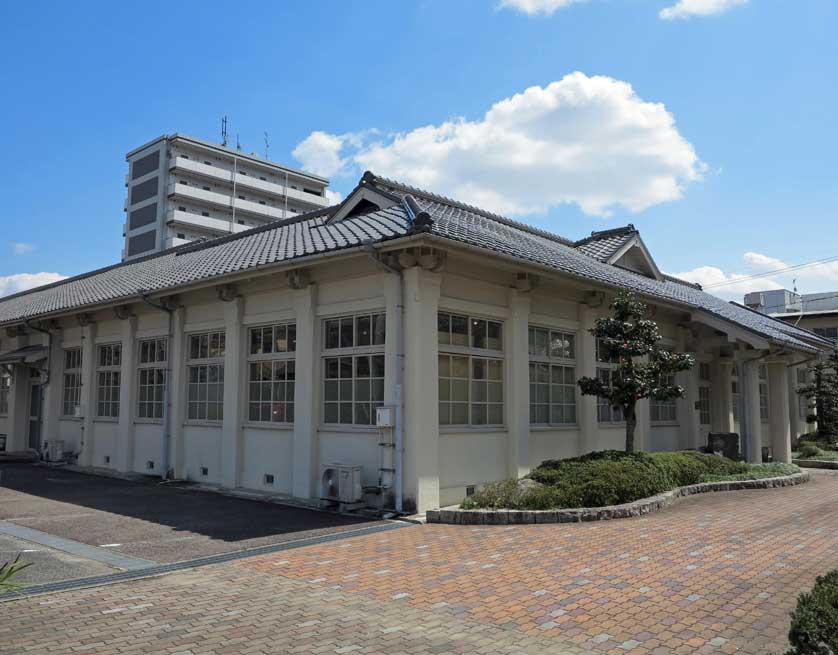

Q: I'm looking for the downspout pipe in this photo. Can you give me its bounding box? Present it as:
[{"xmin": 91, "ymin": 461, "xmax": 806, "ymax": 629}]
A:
[
  {"xmin": 25, "ymin": 320, "xmax": 53, "ymax": 455},
  {"xmin": 364, "ymin": 245, "xmax": 404, "ymax": 514},
  {"xmin": 140, "ymin": 293, "xmax": 174, "ymax": 480}
]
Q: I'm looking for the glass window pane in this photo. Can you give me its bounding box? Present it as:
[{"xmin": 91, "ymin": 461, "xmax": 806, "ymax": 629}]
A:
[
  {"xmin": 488, "ymin": 381, "xmax": 503, "ymax": 403},
  {"xmin": 339, "ymin": 403, "xmax": 353, "ymax": 424},
  {"xmin": 371, "ymin": 379, "xmax": 384, "ymax": 402},
  {"xmin": 354, "ymin": 403, "xmax": 371, "ymax": 425},
  {"xmin": 471, "ymin": 319, "xmax": 487, "ymax": 349},
  {"xmin": 340, "ymin": 317, "xmax": 354, "ymax": 348},
  {"xmin": 451, "ymin": 403, "xmax": 468, "ymax": 425},
  {"xmin": 452, "ymin": 356, "xmax": 469, "ymax": 379},
  {"xmin": 339, "ymin": 357, "xmax": 353, "ymax": 379},
  {"xmin": 274, "ymin": 325, "xmax": 287, "ymax": 352},
  {"xmin": 371, "ymin": 355, "xmax": 385, "ymax": 378},
  {"xmin": 356, "ymin": 315, "xmax": 371, "ymax": 346},
  {"xmin": 249, "ymin": 328, "xmax": 263, "ymax": 355},
  {"xmin": 472, "ymin": 404, "xmax": 487, "ymax": 425},
  {"xmin": 488, "ymin": 359, "xmax": 503, "ymax": 380},
  {"xmin": 439, "ymin": 379, "xmax": 450, "ymax": 401},
  {"xmin": 324, "ymin": 403, "xmax": 339, "ymax": 423},
  {"xmin": 452, "ymin": 379, "xmax": 469, "ymax": 402},
  {"xmin": 439, "ymin": 402, "xmax": 451, "ymax": 425},
  {"xmin": 472, "ymin": 358, "xmax": 486, "ymax": 380},
  {"xmin": 372, "ymin": 314, "xmax": 386, "ymax": 345},
  {"xmin": 439, "ymin": 354, "xmax": 451, "ymax": 378},
  {"xmin": 324, "ymin": 380, "xmax": 339, "ymax": 401},
  {"xmin": 488, "ymin": 404, "xmax": 503, "ymax": 425},
  {"xmin": 339, "ymin": 380, "xmax": 353, "ymax": 401},
  {"xmin": 325, "ymin": 320, "xmax": 340, "ymax": 349},
  {"xmin": 355, "ymin": 356, "xmax": 371, "ymax": 378},
  {"xmin": 472, "ymin": 380, "xmax": 487, "ymax": 402},
  {"xmin": 437, "ymin": 313, "xmax": 450, "ymax": 345},
  {"xmin": 451, "ymin": 315, "xmax": 468, "ymax": 346},
  {"xmin": 355, "ymin": 380, "xmax": 371, "ymax": 402},
  {"xmin": 288, "ymin": 324, "xmax": 297, "ymax": 352},
  {"xmin": 325, "ymin": 358, "xmax": 339, "ymax": 379}
]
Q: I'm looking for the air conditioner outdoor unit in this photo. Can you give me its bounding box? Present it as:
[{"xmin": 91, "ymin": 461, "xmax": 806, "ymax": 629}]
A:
[
  {"xmin": 321, "ymin": 464, "xmax": 363, "ymax": 503},
  {"xmin": 45, "ymin": 440, "xmax": 65, "ymax": 462}
]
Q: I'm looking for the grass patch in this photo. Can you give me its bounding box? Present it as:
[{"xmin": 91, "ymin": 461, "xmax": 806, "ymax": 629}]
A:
[
  {"xmin": 461, "ymin": 450, "xmax": 800, "ymax": 510},
  {"xmin": 793, "ymin": 441, "xmax": 838, "ymax": 461}
]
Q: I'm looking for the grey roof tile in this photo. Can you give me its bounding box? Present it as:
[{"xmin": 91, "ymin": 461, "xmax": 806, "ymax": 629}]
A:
[{"xmin": 0, "ymin": 173, "xmax": 830, "ymax": 353}]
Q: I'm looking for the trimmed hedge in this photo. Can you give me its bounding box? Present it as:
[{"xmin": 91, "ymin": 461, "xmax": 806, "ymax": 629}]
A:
[
  {"xmin": 786, "ymin": 569, "xmax": 838, "ymax": 655},
  {"xmin": 461, "ymin": 450, "xmax": 798, "ymax": 510}
]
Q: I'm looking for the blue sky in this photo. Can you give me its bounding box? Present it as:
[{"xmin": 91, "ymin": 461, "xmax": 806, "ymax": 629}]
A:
[{"xmin": 0, "ymin": 0, "xmax": 835, "ymax": 300}]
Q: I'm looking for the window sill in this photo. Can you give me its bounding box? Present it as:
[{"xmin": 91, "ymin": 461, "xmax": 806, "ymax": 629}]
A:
[
  {"xmin": 59, "ymin": 416, "xmax": 82, "ymax": 422},
  {"xmin": 134, "ymin": 418, "xmax": 164, "ymax": 425},
  {"xmin": 651, "ymin": 421, "xmax": 680, "ymax": 428},
  {"xmin": 243, "ymin": 422, "xmax": 293, "ymax": 431},
  {"xmin": 530, "ymin": 424, "xmax": 579, "ymax": 432},
  {"xmin": 439, "ymin": 425, "xmax": 507, "ymax": 434},
  {"xmin": 598, "ymin": 422, "xmax": 626, "ymax": 428},
  {"xmin": 93, "ymin": 417, "xmax": 119, "ymax": 423},
  {"xmin": 184, "ymin": 420, "xmax": 223, "ymax": 428}
]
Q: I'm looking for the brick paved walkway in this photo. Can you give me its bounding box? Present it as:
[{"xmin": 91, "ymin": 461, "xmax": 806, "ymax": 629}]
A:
[{"xmin": 4, "ymin": 474, "xmax": 838, "ymax": 654}]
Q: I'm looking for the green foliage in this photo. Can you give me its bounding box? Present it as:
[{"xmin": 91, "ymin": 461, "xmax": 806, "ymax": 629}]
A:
[
  {"xmin": 461, "ymin": 450, "xmax": 783, "ymax": 510},
  {"xmin": 577, "ymin": 292, "xmax": 694, "ymax": 453},
  {"xmin": 797, "ymin": 352, "xmax": 838, "ymax": 440},
  {"xmin": 798, "ymin": 444, "xmax": 825, "ymax": 459},
  {"xmin": 0, "ymin": 554, "xmax": 32, "ymax": 593},
  {"xmin": 785, "ymin": 569, "xmax": 838, "ymax": 655}
]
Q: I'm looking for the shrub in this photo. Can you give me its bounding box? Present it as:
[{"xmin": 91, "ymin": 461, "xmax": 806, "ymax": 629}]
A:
[
  {"xmin": 462, "ymin": 450, "xmax": 798, "ymax": 510},
  {"xmin": 785, "ymin": 569, "xmax": 838, "ymax": 655},
  {"xmin": 798, "ymin": 443, "xmax": 825, "ymax": 459}
]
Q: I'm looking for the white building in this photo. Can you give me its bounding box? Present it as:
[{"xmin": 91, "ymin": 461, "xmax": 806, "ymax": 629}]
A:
[
  {"xmin": 0, "ymin": 173, "xmax": 830, "ymax": 513},
  {"xmin": 123, "ymin": 134, "xmax": 331, "ymax": 260},
  {"xmin": 746, "ymin": 289, "xmax": 838, "ymax": 342}
]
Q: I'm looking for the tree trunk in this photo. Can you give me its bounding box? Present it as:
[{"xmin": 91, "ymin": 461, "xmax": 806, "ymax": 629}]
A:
[{"xmin": 624, "ymin": 403, "xmax": 637, "ymax": 453}]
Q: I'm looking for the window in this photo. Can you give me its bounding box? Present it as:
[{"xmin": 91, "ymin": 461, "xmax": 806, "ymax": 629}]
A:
[
  {"xmin": 731, "ymin": 380, "xmax": 740, "ymax": 422},
  {"xmin": 62, "ymin": 348, "xmax": 82, "ymax": 416},
  {"xmin": 596, "ymin": 338, "xmax": 623, "ymax": 423},
  {"xmin": 0, "ymin": 375, "xmax": 9, "ymax": 415},
  {"xmin": 202, "ymin": 186, "xmax": 211, "ymax": 192},
  {"xmin": 699, "ymin": 363, "xmax": 711, "ymax": 381},
  {"xmin": 759, "ymin": 364, "xmax": 769, "ymax": 422},
  {"xmin": 96, "ymin": 344, "xmax": 122, "ymax": 418},
  {"xmin": 438, "ymin": 313, "xmax": 504, "ymax": 426},
  {"xmin": 202, "ymin": 211, "xmax": 210, "ymax": 217},
  {"xmin": 137, "ymin": 338, "xmax": 167, "ymax": 419},
  {"xmin": 323, "ymin": 314, "xmax": 385, "ymax": 426},
  {"xmin": 248, "ymin": 323, "xmax": 296, "ymax": 423},
  {"xmin": 698, "ymin": 386, "xmax": 711, "ymax": 425},
  {"xmin": 650, "ymin": 373, "xmax": 677, "ymax": 423},
  {"xmin": 528, "ymin": 326, "xmax": 576, "ymax": 425},
  {"xmin": 438, "ymin": 313, "xmax": 502, "ymax": 350},
  {"xmin": 187, "ymin": 331, "xmax": 225, "ymax": 421},
  {"xmin": 797, "ymin": 368, "xmax": 810, "ymax": 421}
]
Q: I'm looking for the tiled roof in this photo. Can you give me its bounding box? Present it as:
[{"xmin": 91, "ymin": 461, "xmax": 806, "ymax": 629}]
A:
[
  {"xmin": 573, "ymin": 226, "xmax": 638, "ymax": 262},
  {"xmin": 0, "ymin": 172, "xmax": 830, "ymax": 353}
]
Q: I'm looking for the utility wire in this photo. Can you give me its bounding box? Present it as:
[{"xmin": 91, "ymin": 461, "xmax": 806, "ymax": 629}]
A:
[{"xmin": 703, "ymin": 255, "xmax": 838, "ymax": 289}]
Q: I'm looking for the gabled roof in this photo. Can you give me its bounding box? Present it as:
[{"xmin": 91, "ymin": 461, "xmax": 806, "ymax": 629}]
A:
[
  {"xmin": 574, "ymin": 226, "xmax": 638, "ymax": 262},
  {"xmin": 0, "ymin": 172, "xmax": 831, "ymax": 353}
]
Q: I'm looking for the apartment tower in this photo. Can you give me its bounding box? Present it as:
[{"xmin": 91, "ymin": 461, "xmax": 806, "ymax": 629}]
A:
[{"xmin": 123, "ymin": 133, "xmax": 330, "ymax": 260}]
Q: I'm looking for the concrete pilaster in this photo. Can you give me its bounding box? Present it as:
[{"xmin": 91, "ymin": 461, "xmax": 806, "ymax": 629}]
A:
[
  {"xmin": 676, "ymin": 330, "xmax": 700, "ymax": 450},
  {"xmin": 741, "ymin": 358, "xmax": 763, "ymax": 464},
  {"xmin": 506, "ymin": 289, "xmax": 531, "ymax": 477},
  {"xmin": 767, "ymin": 361, "xmax": 792, "ymax": 463},
  {"xmin": 577, "ymin": 304, "xmax": 598, "ymax": 455},
  {"xmin": 402, "ymin": 267, "xmax": 441, "ymax": 513},
  {"xmin": 292, "ymin": 283, "xmax": 318, "ymax": 499},
  {"xmin": 220, "ymin": 297, "xmax": 244, "ymax": 488},
  {"xmin": 116, "ymin": 316, "xmax": 137, "ymax": 472},
  {"xmin": 168, "ymin": 307, "xmax": 185, "ymax": 479},
  {"xmin": 40, "ymin": 333, "xmax": 64, "ymax": 446}
]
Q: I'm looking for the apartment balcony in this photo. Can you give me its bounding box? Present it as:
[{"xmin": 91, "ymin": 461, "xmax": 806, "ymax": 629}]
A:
[
  {"xmin": 166, "ymin": 209, "xmax": 252, "ymax": 235},
  {"xmin": 167, "ymin": 182, "xmax": 296, "ymax": 223},
  {"xmin": 169, "ymin": 156, "xmax": 329, "ymax": 209},
  {"xmin": 164, "ymin": 236, "xmax": 193, "ymax": 249}
]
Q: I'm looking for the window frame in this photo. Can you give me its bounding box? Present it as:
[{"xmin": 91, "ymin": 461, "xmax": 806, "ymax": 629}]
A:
[
  {"xmin": 137, "ymin": 337, "xmax": 168, "ymax": 421},
  {"xmin": 321, "ymin": 313, "xmax": 386, "ymax": 428},
  {"xmin": 61, "ymin": 348, "xmax": 82, "ymax": 417},
  {"xmin": 95, "ymin": 343, "xmax": 122, "ymax": 419},
  {"xmin": 649, "ymin": 372, "xmax": 678, "ymax": 424},
  {"xmin": 186, "ymin": 330, "xmax": 226, "ymax": 423},
  {"xmin": 595, "ymin": 338, "xmax": 623, "ymax": 424},
  {"xmin": 0, "ymin": 374, "xmax": 9, "ymax": 416},
  {"xmin": 758, "ymin": 364, "xmax": 769, "ymax": 423},
  {"xmin": 527, "ymin": 325, "xmax": 577, "ymax": 427},
  {"xmin": 247, "ymin": 322, "xmax": 296, "ymax": 425},
  {"xmin": 437, "ymin": 311, "xmax": 505, "ymax": 428}
]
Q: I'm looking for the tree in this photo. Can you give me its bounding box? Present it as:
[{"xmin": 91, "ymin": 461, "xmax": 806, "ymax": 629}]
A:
[
  {"xmin": 797, "ymin": 351, "xmax": 838, "ymax": 441},
  {"xmin": 578, "ymin": 291, "xmax": 695, "ymax": 453}
]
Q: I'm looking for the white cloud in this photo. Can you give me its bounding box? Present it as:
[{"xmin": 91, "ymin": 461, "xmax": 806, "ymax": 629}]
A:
[
  {"xmin": 0, "ymin": 272, "xmax": 68, "ymax": 298},
  {"xmin": 324, "ymin": 189, "xmax": 343, "ymax": 205},
  {"xmin": 672, "ymin": 251, "xmax": 838, "ymax": 301},
  {"xmin": 659, "ymin": 0, "xmax": 748, "ymax": 20},
  {"xmin": 13, "ymin": 243, "xmax": 34, "ymax": 255},
  {"xmin": 292, "ymin": 131, "xmax": 347, "ymax": 178},
  {"xmin": 498, "ymin": 0, "xmax": 586, "ymax": 16},
  {"xmin": 293, "ymin": 72, "xmax": 705, "ymax": 218}
]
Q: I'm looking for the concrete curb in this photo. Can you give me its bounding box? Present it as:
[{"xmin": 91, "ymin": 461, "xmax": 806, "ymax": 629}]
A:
[
  {"xmin": 426, "ymin": 472, "xmax": 810, "ymax": 525},
  {"xmin": 793, "ymin": 459, "xmax": 838, "ymax": 470}
]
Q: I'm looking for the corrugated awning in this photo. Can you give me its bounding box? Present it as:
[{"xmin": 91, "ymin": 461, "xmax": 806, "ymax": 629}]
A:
[{"xmin": 0, "ymin": 345, "xmax": 47, "ymax": 365}]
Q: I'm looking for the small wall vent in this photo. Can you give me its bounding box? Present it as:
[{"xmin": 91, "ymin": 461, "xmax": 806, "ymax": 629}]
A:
[
  {"xmin": 200, "ymin": 467, "xmax": 209, "ymax": 477},
  {"xmin": 264, "ymin": 474, "xmax": 275, "ymax": 485}
]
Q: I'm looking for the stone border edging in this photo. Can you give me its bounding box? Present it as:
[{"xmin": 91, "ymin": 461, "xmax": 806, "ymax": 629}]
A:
[
  {"xmin": 426, "ymin": 472, "xmax": 809, "ymax": 525},
  {"xmin": 793, "ymin": 459, "xmax": 838, "ymax": 470}
]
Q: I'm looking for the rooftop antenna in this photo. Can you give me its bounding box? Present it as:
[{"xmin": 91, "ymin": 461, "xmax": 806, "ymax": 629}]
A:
[
  {"xmin": 236, "ymin": 134, "xmax": 241, "ymax": 151},
  {"xmin": 221, "ymin": 116, "xmax": 228, "ymax": 147},
  {"xmin": 264, "ymin": 131, "xmax": 270, "ymax": 160},
  {"xmin": 793, "ymin": 278, "xmax": 805, "ymax": 327}
]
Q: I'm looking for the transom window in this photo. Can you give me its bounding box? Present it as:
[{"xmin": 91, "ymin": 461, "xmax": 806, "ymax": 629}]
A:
[
  {"xmin": 248, "ymin": 323, "xmax": 296, "ymax": 424},
  {"xmin": 96, "ymin": 343, "xmax": 122, "ymax": 418},
  {"xmin": 324, "ymin": 313, "xmax": 385, "ymax": 350},
  {"xmin": 187, "ymin": 331, "xmax": 225, "ymax": 422},
  {"xmin": 438, "ymin": 313, "xmax": 502, "ymax": 350},
  {"xmin": 698, "ymin": 385, "xmax": 711, "ymax": 426},
  {"xmin": 758, "ymin": 364, "xmax": 769, "ymax": 422},
  {"xmin": 650, "ymin": 373, "xmax": 677, "ymax": 423},
  {"xmin": 528, "ymin": 326, "xmax": 576, "ymax": 426},
  {"xmin": 137, "ymin": 338, "xmax": 167, "ymax": 420},
  {"xmin": 699, "ymin": 362, "xmax": 711, "ymax": 381},
  {"xmin": 62, "ymin": 348, "xmax": 82, "ymax": 417},
  {"xmin": 322, "ymin": 313, "xmax": 385, "ymax": 426}
]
